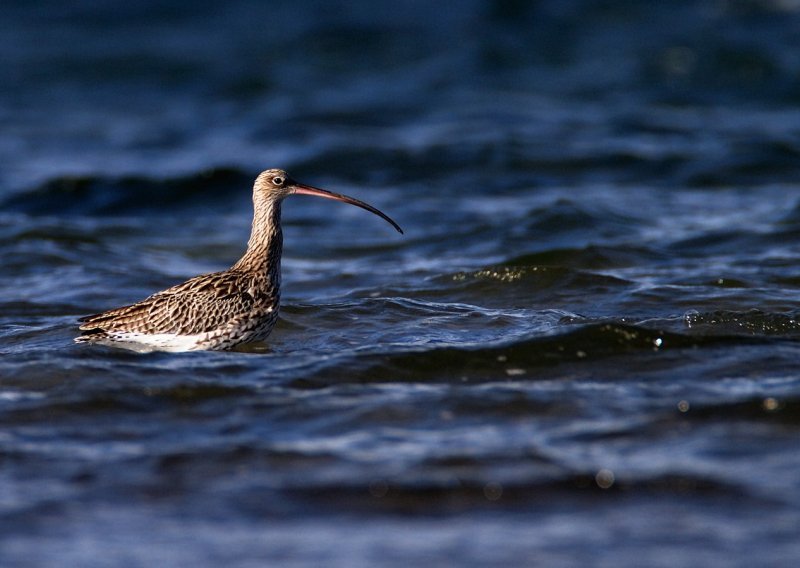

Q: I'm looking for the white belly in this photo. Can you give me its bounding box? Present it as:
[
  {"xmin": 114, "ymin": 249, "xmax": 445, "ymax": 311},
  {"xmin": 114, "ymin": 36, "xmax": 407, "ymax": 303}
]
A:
[{"xmin": 87, "ymin": 332, "xmax": 213, "ymax": 353}]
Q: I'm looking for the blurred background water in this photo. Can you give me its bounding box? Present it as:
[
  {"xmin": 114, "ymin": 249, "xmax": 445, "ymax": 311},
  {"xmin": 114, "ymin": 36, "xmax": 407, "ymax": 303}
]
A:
[{"xmin": 2, "ymin": 0, "xmax": 800, "ymax": 566}]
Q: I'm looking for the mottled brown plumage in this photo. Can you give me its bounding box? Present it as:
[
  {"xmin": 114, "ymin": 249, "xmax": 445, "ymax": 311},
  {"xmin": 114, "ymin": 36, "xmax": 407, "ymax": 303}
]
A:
[{"xmin": 76, "ymin": 169, "xmax": 402, "ymax": 352}]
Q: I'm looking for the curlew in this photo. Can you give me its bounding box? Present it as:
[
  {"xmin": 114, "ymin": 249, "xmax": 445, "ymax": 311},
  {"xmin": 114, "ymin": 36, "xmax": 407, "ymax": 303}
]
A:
[{"xmin": 75, "ymin": 169, "xmax": 402, "ymax": 351}]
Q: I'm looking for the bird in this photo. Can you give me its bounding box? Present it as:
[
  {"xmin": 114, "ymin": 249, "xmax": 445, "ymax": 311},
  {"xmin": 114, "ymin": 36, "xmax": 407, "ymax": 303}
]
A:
[{"xmin": 75, "ymin": 168, "xmax": 403, "ymax": 352}]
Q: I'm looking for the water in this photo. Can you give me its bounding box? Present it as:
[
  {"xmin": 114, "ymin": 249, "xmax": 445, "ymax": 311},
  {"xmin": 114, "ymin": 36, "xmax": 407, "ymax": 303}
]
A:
[{"xmin": 2, "ymin": 1, "xmax": 800, "ymax": 566}]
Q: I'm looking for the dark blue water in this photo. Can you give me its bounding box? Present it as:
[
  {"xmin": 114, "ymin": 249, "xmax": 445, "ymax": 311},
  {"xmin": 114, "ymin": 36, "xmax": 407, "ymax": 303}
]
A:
[{"xmin": 3, "ymin": 1, "xmax": 800, "ymax": 566}]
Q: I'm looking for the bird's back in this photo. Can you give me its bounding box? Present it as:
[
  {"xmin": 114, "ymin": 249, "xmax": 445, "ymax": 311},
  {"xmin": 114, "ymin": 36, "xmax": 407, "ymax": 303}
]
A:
[{"xmin": 77, "ymin": 269, "xmax": 280, "ymax": 350}]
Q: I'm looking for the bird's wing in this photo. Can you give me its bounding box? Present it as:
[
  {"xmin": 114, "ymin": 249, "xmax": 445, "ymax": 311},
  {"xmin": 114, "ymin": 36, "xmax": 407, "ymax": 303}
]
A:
[{"xmin": 78, "ymin": 271, "xmax": 260, "ymax": 336}]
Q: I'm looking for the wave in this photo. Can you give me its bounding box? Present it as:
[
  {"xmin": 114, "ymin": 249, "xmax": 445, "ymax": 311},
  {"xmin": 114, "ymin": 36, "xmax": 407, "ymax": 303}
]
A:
[
  {"xmin": 2, "ymin": 168, "xmax": 252, "ymax": 216},
  {"xmin": 290, "ymin": 319, "xmax": 790, "ymax": 387},
  {"xmin": 685, "ymin": 309, "xmax": 800, "ymax": 336}
]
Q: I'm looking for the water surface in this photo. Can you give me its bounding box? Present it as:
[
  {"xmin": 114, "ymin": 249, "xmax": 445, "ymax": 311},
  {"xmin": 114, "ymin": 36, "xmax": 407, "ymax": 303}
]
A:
[{"xmin": 2, "ymin": 1, "xmax": 800, "ymax": 566}]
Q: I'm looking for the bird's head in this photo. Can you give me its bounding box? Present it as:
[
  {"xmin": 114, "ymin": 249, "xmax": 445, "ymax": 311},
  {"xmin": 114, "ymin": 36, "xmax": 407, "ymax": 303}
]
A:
[{"xmin": 254, "ymin": 168, "xmax": 403, "ymax": 234}]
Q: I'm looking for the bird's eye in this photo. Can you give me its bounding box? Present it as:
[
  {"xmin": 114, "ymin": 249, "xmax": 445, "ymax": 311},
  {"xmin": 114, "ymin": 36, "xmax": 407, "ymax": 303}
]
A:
[{"xmin": 272, "ymin": 176, "xmax": 284, "ymax": 186}]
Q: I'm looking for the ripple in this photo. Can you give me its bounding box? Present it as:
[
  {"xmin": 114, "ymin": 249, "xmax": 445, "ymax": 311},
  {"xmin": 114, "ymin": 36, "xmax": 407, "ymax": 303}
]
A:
[{"xmin": 1, "ymin": 168, "xmax": 251, "ymax": 216}]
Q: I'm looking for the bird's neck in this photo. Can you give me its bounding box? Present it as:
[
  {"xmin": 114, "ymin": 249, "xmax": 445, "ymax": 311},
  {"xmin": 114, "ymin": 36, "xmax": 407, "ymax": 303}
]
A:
[{"xmin": 232, "ymin": 198, "xmax": 283, "ymax": 274}]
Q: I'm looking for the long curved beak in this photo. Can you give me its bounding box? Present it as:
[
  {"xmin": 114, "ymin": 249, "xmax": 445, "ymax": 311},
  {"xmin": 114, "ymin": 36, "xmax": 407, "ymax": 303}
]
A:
[{"xmin": 292, "ymin": 183, "xmax": 404, "ymax": 234}]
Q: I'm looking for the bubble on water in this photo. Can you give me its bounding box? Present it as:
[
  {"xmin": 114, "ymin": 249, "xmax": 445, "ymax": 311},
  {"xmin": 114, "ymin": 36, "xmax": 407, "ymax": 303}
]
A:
[
  {"xmin": 677, "ymin": 400, "xmax": 690, "ymax": 413},
  {"xmin": 684, "ymin": 309, "xmax": 700, "ymax": 328},
  {"xmin": 595, "ymin": 469, "xmax": 615, "ymax": 489}
]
